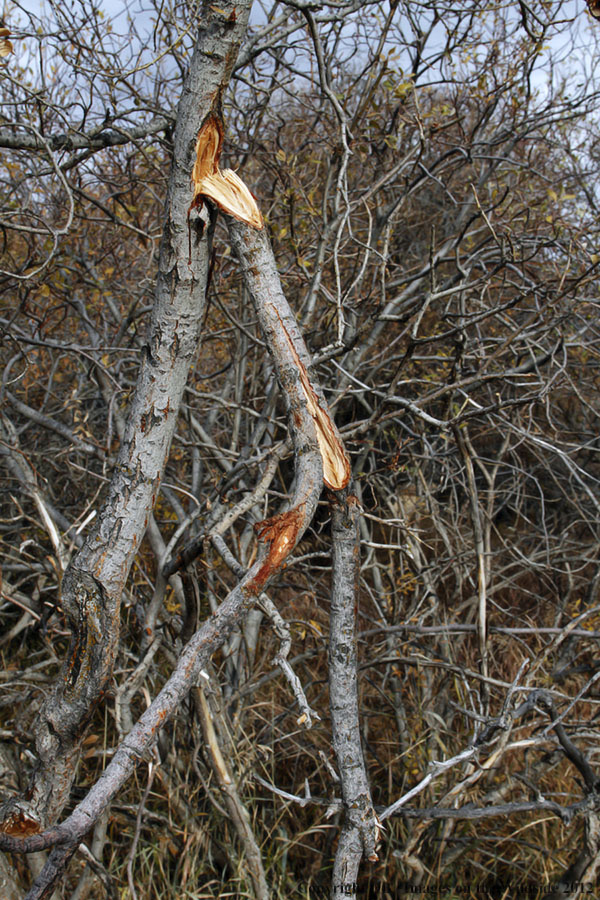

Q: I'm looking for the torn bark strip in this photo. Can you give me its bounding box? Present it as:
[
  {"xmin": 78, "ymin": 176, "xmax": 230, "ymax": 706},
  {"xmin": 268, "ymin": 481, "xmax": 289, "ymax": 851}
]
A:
[{"xmin": 276, "ymin": 311, "xmax": 350, "ymax": 490}]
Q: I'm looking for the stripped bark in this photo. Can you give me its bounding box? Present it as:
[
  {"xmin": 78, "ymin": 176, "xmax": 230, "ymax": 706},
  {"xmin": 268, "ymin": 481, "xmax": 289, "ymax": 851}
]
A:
[
  {"xmin": 0, "ymin": 0, "xmax": 254, "ymax": 840},
  {"xmin": 329, "ymin": 491, "xmax": 380, "ymax": 897}
]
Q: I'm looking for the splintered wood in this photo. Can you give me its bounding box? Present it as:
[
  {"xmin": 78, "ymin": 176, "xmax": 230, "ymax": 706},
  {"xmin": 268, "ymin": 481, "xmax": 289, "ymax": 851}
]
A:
[
  {"xmin": 278, "ymin": 314, "xmax": 350, "ymax": 491},
  {"xmin": 191, "ymin": 116, "xmax": 263, "ymax": 230},
  {"xmin": 296, "ymin": 365, "xmax": 350, "ymax": 491}
]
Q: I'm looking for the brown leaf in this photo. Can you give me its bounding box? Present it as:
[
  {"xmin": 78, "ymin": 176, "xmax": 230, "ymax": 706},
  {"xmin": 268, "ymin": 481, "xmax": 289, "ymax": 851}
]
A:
[
  {"xmin": 0, "ymin": 27, "xmax": 13, "ymax": 59},
  {"xmin": 587, "ymin": 0, "xmax": 600, "ymax": 17}
]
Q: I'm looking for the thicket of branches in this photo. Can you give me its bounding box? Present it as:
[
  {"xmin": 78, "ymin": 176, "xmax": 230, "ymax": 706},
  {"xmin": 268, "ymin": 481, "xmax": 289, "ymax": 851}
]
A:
[{"xmin": 1, "ymin": 1, "xmax": 600, "ymax": 898}]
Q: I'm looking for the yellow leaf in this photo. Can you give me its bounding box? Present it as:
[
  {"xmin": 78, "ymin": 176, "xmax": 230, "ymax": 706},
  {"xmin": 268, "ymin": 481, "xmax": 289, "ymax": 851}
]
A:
[{"xmin": 0, "ymin": 27, "xmax": 13, "ymax": 59}]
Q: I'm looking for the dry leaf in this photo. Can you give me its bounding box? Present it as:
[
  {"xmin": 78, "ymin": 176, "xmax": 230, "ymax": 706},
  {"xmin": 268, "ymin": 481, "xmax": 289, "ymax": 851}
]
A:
[
  {"xmin": 191, "ymin": 115, "xmax": 263, "ymax": 230},
  {"xmin": 587, "ymin": 0, "xmax": 600, "ymax": 17},
  {"xmin": 0, "ymin": 26, "xmax": 13, "ymax": 59}
]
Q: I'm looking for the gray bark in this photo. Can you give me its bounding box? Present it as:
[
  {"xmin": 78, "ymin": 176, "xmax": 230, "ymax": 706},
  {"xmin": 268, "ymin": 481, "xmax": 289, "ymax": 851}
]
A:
[
  {"xmin": 0, "ymin": 0, "xmax": 254, "ymax": 837},
  {"xmin": 329, "ymin": 491, "xmax": 379, "ymax": 898}
]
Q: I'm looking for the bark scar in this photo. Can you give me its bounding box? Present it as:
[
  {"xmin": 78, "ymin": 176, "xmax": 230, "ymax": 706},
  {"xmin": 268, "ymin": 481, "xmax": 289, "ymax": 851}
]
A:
[
  {"xmin": 245, "ymin": 505, "xmax": 305, "ymax": 595},
  {"xmin": 189, "ymin": 114, "xmax": 263, "ymax": 231}
]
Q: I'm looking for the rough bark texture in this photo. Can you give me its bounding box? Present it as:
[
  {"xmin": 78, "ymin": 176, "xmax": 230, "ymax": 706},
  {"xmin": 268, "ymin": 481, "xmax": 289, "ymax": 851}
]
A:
[
  {"xmin": 329, "ymin": 491, "xmax": 379, "ymax": 898},
  {"xmin": 0, "ymin": 0, "xmax": 254, "ymax": 837}
]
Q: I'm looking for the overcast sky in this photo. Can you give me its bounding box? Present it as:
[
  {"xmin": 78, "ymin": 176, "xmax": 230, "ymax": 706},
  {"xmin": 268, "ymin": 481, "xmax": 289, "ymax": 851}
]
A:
[{"xmin": 7, "ymin": 0, "xmax": 596, "ymax": 96}]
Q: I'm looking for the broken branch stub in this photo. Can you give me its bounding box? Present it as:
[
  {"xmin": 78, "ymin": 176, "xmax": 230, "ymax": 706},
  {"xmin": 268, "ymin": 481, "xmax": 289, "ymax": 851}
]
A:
[{"xmin": 191, "ymin": 115, "xmax": 263, "ymax": 230}]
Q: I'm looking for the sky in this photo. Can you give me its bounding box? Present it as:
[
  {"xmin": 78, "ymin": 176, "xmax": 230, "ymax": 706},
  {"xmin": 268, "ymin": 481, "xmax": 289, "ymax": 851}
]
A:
[{"xmin": 5, "ymin": 0, "xmax": 596, "ymax": 99}]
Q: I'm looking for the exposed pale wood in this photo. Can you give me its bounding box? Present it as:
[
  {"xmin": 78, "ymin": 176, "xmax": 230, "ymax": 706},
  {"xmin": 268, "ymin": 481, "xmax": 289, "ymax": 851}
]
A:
[{"xmin": 191, "ymin": 115, "xmax": 263, "ymax": 229}]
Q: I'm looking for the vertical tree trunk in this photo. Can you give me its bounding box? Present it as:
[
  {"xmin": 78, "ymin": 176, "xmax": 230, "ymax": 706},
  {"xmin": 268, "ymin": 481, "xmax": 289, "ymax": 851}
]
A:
[
  {"xmin": 1, "ymin": 0, "xmax": 254, "ymax": 834},
  {"xmin": 329, "ymin": 491, "xmax": 379, "ymax": 897}
]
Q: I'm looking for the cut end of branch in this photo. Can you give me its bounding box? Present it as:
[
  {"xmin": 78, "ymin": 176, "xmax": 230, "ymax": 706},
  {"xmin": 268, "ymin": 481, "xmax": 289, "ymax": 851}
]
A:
[{"xmin": 192, "ymin": 116, "xmax": 263, "ymax": 230}]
